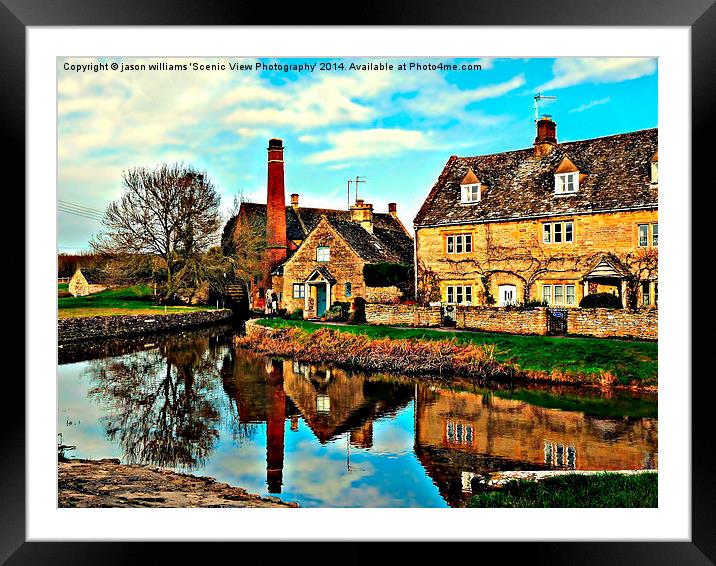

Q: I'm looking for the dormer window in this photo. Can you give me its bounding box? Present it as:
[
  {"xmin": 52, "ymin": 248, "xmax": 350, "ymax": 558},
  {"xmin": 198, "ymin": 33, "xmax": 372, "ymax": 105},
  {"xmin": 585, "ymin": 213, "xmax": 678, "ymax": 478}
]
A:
[
  {"xmin": 555, "ymin": 172, "xmax": 578, "ymax": 194},
  {"xmin": 459, "ymin": 167, "xmax": 482, "ymax": 204},
  {"xmin": 461, "ymin": 183, "xmax": 481, "ymax": 203},
  {"xmin": 651, "ymin": 151, "xmax": 658, "ymax": 184},
  {"xmin": 554, "ymin": 156, "xmax": 580, "ymax": 195}
]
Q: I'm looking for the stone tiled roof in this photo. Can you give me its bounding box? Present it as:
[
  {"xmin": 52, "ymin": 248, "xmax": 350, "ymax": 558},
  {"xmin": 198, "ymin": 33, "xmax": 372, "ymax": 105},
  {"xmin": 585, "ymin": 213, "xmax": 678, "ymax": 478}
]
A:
[
  {"xmin": 414, "ymin": 128, "xmax": 658, "ymax": 227},
  {"xmin": 232, "ymin": 203, "xmax": 414, "ymax": 265}
]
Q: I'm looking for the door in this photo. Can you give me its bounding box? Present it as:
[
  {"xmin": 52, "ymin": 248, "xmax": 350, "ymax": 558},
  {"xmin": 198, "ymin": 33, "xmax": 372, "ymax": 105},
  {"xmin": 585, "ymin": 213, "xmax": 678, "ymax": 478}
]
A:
[
  {"xmin": 498, "ymin": 285, "xmax": 517, "ymax": 307},
  {"xmin": 547, "ymin": 309, "xmax": 568, "ymax": 336},
  {"xmin": 316, "ymin": 284, "xmax": 327, "ymax": 316}
]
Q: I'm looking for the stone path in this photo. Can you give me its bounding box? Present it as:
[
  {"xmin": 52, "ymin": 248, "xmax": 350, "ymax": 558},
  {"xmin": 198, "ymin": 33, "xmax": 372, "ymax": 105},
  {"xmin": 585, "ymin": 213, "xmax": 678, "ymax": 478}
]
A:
[{"xmin": 59, "ymin": 459, "xmax": 298, "ymax": 508}]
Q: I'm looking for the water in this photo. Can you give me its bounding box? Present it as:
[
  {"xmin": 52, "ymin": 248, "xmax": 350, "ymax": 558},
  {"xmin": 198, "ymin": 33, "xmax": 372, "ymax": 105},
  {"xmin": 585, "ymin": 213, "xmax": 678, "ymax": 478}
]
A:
[{"xmin": 58, "ymin": 324, "xmax": 658, "ymax": 508}]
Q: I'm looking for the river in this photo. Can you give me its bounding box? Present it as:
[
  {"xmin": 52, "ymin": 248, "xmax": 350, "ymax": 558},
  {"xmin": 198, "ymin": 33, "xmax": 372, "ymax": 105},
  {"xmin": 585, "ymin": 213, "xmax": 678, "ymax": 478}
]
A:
[{"xmin": 57, "ymin": 323, "xmax": 658, "ymax": 508}]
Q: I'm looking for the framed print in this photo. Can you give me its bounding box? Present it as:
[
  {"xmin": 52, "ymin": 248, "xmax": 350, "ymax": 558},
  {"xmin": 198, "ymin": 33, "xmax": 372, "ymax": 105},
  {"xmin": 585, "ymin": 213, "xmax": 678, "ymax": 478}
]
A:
[{"xmin": 7, "ymin": 0, "xmax": 712, "ymax": 562}]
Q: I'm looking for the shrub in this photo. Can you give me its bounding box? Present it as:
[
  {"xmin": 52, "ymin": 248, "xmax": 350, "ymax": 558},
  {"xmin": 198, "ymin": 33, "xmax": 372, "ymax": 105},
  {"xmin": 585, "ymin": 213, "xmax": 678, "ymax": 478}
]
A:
[
  {"xmin": 523, "ymin": 299, "xmax": 548, "ymax": 309},
  {"xmin": 348, "ymin": 297, "xmax": 366, "ymax": 324},
  {"xmin": 363, "ymin": 263, "xmax": 411, "ymax": 287},
  {"xmin": 286, "ymin": 308, "xmax": 304, "ymax": 320},
  {"xmin": 579, "ymin": 292, "xmax": 623, "ymax": 309},
  {"xmin": 322, "ymin": 301, "xmax": 350, "ymax": 322}
]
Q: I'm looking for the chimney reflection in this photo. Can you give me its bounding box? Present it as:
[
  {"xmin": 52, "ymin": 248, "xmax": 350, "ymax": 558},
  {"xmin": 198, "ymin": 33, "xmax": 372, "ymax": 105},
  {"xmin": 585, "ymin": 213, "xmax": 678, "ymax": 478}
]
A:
[{"xmin": 265, "ymin": 358, "xmax": 286, "ymax": 494}]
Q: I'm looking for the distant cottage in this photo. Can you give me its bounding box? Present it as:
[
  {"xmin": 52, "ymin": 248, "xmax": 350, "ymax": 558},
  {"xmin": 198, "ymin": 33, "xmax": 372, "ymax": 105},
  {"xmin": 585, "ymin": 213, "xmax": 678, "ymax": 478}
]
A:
[
  {"xmin": 67, "ymin": 267, "xmax": 106, "ymax": 297},
  {"xmin": 414, "ymin": 116, "xmax": 658, "ymax": 310},
  {"xmin": 226, "ymin": 139, "xmax": 413, "ymax": 317}
]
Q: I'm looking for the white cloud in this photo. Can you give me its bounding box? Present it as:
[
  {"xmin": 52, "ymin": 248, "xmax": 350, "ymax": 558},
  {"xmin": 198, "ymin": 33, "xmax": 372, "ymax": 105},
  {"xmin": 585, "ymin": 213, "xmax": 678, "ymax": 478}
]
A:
[
  {"xmin": 569, "ymin": 97, "xmax": 612, "ymax": 113},
  {"xmin": 536, "ymin": 58, "xmax": 656, "ymax": 92},
  {"xmin": 305, "ymin": 128, "xmax": 433, "ymax": 165}
]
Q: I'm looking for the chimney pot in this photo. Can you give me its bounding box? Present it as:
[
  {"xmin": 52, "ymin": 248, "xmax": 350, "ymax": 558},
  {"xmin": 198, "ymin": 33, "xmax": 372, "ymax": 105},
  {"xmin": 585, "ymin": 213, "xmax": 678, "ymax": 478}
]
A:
[
  {"xmin": 290, "ymin": 193, "xmax": 299, "ymax": 208},
  {"xmin": 268, "ymin": 138, "xmax": 284, "ymax": 150},
  {"xmin": 388, "ymin": 202, "xmax": 397, "ymax": 215}
]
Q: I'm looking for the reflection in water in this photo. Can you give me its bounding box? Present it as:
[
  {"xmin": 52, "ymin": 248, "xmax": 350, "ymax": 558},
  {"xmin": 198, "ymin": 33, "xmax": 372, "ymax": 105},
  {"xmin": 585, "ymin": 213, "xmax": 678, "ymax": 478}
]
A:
[{"xmin": 58, "ymin": 326, "xmax": 658, "ymax": 508}]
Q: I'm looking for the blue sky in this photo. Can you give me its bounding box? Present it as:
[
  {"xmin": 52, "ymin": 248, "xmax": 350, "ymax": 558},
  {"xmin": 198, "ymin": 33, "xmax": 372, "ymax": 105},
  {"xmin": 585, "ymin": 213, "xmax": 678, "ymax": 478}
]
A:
[{"xmin": 57, "ymin": 57, "xmax": 657, "ymax": 252}]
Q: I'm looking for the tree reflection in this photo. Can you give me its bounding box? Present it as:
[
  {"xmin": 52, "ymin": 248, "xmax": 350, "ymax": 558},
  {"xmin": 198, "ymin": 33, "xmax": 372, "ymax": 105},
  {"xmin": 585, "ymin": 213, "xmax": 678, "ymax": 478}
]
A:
[{"xmin": 88, "ymin": 333, "xmax": 223, "ymax": 469}]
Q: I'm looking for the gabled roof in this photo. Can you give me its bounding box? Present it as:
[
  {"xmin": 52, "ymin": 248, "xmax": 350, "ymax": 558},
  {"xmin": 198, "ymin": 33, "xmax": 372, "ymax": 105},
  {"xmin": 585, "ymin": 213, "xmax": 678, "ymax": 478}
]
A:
[
  {"xmin": 233, "ymin": 202, "xmax": 414, "ymax": 266},
  {"xmin": 414, "ymin": 128, "xmax": 658, "ymax": 227},
  {"xmin": 305, "ymin": 266, "xmax": 337, "ymax": 284},
  {"xmin": 583, "ymin": 253, "xmax": 633, "ymax": 280}
]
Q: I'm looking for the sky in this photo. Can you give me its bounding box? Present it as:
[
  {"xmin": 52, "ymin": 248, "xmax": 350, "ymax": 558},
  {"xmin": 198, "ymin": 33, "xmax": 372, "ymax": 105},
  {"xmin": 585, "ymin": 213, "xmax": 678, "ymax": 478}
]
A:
[{"xmin": 57, "ymin": 56, "xmax": 657, "ymax": 253}]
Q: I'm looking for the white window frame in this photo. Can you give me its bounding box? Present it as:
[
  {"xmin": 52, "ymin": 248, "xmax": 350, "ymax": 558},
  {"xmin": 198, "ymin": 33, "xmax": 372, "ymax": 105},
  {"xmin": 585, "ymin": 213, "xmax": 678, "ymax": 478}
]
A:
[
  {"xmin": 652, "ymin": 223, "xmax": 658, "ymax": 247},
  {"xmin": 543, "ymin": 284, "xmax": 576, "ymax": 306},
  {"xmin": 638, "ymin": 224, "xmax": 649, "ymax": 247},
  {"xmin": 446, "ymin": 233, "xmax": 473, "ymax": 254},
  {"xmin": 460, "ymin": 183, "xmax": 481, "ymax": 204},
  {"xmin": 316, "ymin": 246, "xmax": 330, "ymax": 262},
  {"xmin": 543, "ymin": 220, "xmax": 574, "ymax": 244},
  {"xmin": 445, "ymin": 285, "xmax": 473, "ymax": 305},
  {"xmin": 554, "ymin": 172, "xmax": 579, "ymax": 194},
  {"xmin": 292, "ymin": 283, "xmax": 305, "ymax": 299},
  {"xmin": 651, "ymin": 161, "xmax": 658, "ymax": 184}
]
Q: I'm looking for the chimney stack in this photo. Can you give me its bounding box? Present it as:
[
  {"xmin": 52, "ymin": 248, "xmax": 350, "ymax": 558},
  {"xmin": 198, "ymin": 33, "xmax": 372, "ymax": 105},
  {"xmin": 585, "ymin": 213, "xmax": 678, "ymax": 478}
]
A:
[
  {"xmin": 264, "ymin": 138, "xmax": 287, "ymax": 281},
  {"xmin": 388, "ymin": 202, "xmax": 397, "ymax": 217},
  {"xmin": 534, "ymin": 115, "xmax": 557, "ymax": 157},
  {"xmin": 290, "ymin": 193, "xmax": 299, "ymax": 209},
  {"xmin": 350, "ymin": 199, "xmax": 374, "ymax": 233}
]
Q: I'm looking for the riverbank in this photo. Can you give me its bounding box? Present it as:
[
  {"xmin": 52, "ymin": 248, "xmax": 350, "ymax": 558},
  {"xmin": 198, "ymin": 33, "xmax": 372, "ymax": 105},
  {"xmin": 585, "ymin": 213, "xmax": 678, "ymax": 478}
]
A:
[
  {"xmin": 468, "ymin": 471, "xmax": 657, "ymax": 508},
  {"xmin": 58, "ymin": 309, "xmax": 233, "ymax": 344},
  {"xmin": 242, "ymin": 319, "xmax": 657, "ymax": 388},
  {"xmin": 58, "ymin": 459, "xmax": 298, "ymax": 508}
]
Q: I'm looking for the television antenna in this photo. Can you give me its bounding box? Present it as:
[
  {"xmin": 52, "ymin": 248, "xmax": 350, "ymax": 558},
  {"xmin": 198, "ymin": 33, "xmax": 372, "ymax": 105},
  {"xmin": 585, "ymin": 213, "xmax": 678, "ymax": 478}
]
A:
[
  {"xmin": 347, "ymin": 179, "xmax": 352, "ymax": 209},
  {"xmin": 354, "ymin": 176, "xmax": 366, "ymax": 201},
  {"xmin": 534, "ymin": 93, "xmax": 556, "ymax": 122}
]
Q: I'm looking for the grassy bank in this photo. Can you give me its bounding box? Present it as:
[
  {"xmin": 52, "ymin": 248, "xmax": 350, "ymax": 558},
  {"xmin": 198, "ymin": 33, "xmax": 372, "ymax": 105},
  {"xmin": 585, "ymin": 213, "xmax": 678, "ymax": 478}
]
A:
[
  {"xmin": 256, "ymin": 319, "xmax": 657, "ymax": 388},
  {"xmin": 468, "ymin": 472, "xmax": 657, "ymax": 508},
  {"xmin": 58, "ymin": 284, "xmax": 214, "ymax": 319}
]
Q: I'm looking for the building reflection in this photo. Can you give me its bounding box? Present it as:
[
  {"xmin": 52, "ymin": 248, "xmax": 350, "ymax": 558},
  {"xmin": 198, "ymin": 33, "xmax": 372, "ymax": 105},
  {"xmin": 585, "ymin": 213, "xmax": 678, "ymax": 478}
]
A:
[
  {"xmin": 220, "ymin": 349, "xmax": 413, "ymax": 494},
  {"xmin": 413, "ymin": 385, "xmax": 658, "ymax": 506}
]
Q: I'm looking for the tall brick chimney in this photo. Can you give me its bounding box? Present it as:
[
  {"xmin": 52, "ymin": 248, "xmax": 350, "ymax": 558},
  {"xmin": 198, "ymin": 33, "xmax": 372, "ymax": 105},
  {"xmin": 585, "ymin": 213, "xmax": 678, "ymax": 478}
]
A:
[
  {"xmin": 264, "ymin": 138, "xmax": 287, "ymax": 279},
  {"xmin": 534, "ymin": 115, "xmax": 557, "ymax": 157}
]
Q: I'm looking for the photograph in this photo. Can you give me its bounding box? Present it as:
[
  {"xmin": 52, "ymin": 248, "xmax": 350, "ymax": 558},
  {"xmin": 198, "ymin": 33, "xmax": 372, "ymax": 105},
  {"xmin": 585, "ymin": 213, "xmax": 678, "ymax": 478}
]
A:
[{"xmin": 56, "ymin": 55, "xmax": 660, "ymax": 510}]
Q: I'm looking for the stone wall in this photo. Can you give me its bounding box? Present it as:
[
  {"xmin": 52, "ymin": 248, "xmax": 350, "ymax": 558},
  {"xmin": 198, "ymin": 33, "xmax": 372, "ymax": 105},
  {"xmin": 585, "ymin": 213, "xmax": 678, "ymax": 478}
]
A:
[
  {"xmin": 58, "ymin": 309, "xmax": 233, "ymax": 344},
  {"xmin": 455, "ymin": 306, "xmax": 548, "ymax": 335},
  {"xmin": 567, "ymin": 308, "xmax": 657, "ymax": 340},
  {"xmin": 365, "ymin": 304, "xmax": 442, "ymax": 327},
  {"xmin": 364, "ymin": 286, "xmax": 402, "ymax": 304}
]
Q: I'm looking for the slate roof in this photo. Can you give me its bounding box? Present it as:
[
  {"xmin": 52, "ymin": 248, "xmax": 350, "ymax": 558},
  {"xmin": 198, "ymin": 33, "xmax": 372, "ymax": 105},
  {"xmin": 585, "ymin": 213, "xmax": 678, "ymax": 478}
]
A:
[
  {"xmin": 233, "ymin": 203, "xmax": 414, "ymax": 266},
  {"xmin": 414, "ymin": 128, "xmax": 658, "ymax": 227}
]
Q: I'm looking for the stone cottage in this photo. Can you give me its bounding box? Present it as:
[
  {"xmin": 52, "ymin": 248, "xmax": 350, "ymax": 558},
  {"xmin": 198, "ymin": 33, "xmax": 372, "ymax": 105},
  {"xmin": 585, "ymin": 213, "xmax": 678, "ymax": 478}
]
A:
[
  {"xmin": 413, "ymin": 116, "xmax": 658, "ymax": 310},
  {"xmin": 225, "ymin": 139, "xmax": 414, "ymax": 316},
  {"xmin": 67, "ymin": 267, "xmax": 107, "ymax": 297}
]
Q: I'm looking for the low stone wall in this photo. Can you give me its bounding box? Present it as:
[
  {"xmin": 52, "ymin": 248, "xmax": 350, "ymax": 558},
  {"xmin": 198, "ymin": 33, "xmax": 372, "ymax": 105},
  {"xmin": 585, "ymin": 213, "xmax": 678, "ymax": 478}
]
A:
[
  {"xmin": 363, "ymin": 286, "xmax": 402, "ymax": 304},
  {"xmin": 455, "ymin": 306, "xmax": 548, "ymax": 335},
  {"xmin": 567, "ymin": 308, "xmax": 657, "ymax": 340},
  {"xmin": 364, "ymin": 303, "xmax": 442, "ymax": 327},
  {"xmin": 58, "ymin": 309, "xmax": 234, "ymax": 344}
]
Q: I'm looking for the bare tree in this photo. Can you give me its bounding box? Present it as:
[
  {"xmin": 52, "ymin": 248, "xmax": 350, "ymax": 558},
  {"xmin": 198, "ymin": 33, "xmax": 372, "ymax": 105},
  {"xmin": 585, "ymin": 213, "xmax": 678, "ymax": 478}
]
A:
[
  {"xmin": 92, "ymin": 164, "xmax": 221, "ymax": 302},
  {"xmin": 220, "ymin": 191, "xmax": 266, "ymax": 287}
]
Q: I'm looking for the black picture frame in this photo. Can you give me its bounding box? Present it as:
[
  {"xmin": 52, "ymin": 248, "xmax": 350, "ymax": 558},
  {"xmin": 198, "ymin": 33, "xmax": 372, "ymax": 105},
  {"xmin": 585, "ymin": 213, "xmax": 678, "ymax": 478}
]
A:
[{"xmin": 8, "ymin": 1, "xmax": 710, "ymax": 562}]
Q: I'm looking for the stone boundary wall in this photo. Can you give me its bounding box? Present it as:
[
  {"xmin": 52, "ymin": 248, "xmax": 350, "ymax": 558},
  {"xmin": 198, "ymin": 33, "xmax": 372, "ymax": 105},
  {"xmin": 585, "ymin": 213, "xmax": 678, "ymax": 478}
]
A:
[
  {"xmin": 567, "ymin": 308, "xmax": 657, "ymax": 340},
  {"xmin": 455, "ymin": 306, "xmax": 548, "ymax": 335},
  {"xmin": 364, "ymin": 286, "xmax": 402, "ymax": 304},
  {"xmin": 364, "ymin": 304, "xmax": 442, "ymax": 327},
  {"xmin": 58, "ymin": 309, "xmax": 234, "ymax": 344}
]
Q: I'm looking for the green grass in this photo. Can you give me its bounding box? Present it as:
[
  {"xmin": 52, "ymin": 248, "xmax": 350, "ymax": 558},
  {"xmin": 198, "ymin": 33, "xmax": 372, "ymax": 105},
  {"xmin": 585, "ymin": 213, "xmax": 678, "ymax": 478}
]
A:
[
  {"xmin": 468, "ymin": 472, "xmax": 657, "ymax": 508},
  {"xmin": 257, "ymin": 319, "xmax": 658, "ymax": 386},
  {"xmin": 58, "ymin": 283, "xmax": 69, "ymax": 292},
  {"xmin": 58, "ymin": 284, "xmax": 214, "ymax": 318}
]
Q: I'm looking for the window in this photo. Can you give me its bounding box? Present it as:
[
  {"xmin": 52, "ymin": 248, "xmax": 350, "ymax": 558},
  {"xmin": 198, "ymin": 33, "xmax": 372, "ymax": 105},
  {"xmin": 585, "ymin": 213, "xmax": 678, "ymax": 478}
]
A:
[
  {"xmin": 654, "ymin": 283, "xmax": 658, "ymax": 305},
  {"xmin": 445, "ymin": 285, "xmax": 473, "ymax": 305},
  {"xmin": 316, "ymin": 246, "xmax": 330, "ymax": 262},
  {"xmin": 651, "ymin": 160, "xmax": 658, "ymax": 184},
  {"xmin": 543, "ymin": 221, "xmax": 574, "ymax": 244},
  {"xmin": 642, "ymin": 282, "xmax": 651, "ymax": 306},
  {"xmin": 345, "ymin": 282, "xmax": 352, "ymax": 298},
  {"xmin": 446, "ymin": 234, "xmax": 473, "ymax": 254},
  {"xmin": 292, "ymin": 283, "xmax": 305, "ymax": 299},
  {"xmin": 638, "ymin": 223, "xmax": 658, "ymax": 247},
  {"xmin": 542, "ymin": 284, "xmax": 576, "ymax": 306},
  {"xmin": 461, "ymin": 183, "xmax": 481, "ymax": 203},
  {"xmin": 555, "ymin": 172, "xmax": 578, "ymax": 194}
]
